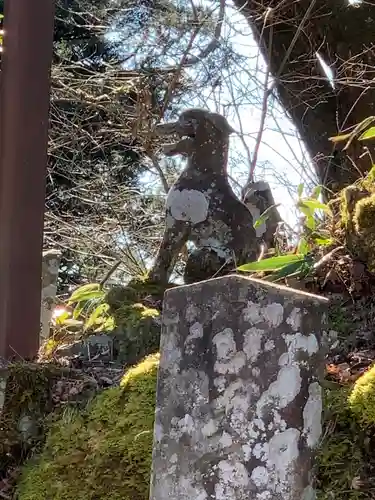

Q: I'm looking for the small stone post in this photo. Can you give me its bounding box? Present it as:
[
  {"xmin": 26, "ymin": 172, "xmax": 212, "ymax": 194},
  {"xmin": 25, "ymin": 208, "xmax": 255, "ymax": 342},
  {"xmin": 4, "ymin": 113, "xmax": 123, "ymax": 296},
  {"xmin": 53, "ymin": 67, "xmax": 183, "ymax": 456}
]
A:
[
  {"xmin": 40, "ymin": 249, "xmax": 62, "ymax": 342},
  {"xmin": 150, "ymin": 274, "xmax": 328, "ymax": 500}
]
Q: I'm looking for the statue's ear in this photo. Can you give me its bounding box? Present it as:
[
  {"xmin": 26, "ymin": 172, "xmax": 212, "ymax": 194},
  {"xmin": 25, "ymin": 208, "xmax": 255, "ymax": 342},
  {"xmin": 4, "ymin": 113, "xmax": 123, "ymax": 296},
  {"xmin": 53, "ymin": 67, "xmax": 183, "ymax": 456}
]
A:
[{"xmin": 206, "ymin": 112, "xmax": 235, "ymax": 135}]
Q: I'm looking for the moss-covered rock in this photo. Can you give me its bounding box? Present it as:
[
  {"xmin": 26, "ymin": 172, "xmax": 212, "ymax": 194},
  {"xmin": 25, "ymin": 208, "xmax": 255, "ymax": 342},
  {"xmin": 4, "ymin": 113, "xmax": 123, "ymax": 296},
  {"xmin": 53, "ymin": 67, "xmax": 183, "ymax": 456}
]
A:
[
  {"xmin": 335, "ymin": 172, "xmax": 375, "ymax": 273},
  {"xmin": 112, "ymin": 303, "xmax": 161, "ymax": 365},
  {"xmin": 353, "ymin": 195, "xmax": 375, "ymax": 272},
  {"xmin": 16, "ymin": 354, "xmax": 159, "ymax": 500},
  {"xmin": 317, "ymin": 364, "xmax": 375, "ymax": 499},
  {"xmin": 349, "ymin": 364, "xmax": 375, "ymax": 427},
  {"xmin": 316, "ymin": 384, "xmax": 366, "ymax": 499},
  {"xmin": 105, "ymin": 280, "xmax": 164, "ymax": 366},
  {"xmin": 0, "ymin": 363, "xmax": 61, "ymax": 474}
]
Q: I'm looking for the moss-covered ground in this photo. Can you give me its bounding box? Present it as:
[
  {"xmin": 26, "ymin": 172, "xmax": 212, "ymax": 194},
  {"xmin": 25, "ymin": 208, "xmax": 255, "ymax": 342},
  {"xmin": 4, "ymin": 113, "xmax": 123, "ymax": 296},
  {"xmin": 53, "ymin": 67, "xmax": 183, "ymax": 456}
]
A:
[
  {"xmin": 16, "ymin": 354, "xmax": 159, "ymax": 500},
  {"xmin": 12, "ymin": 350, "xmax": 375, "ymax": 499},
  {"xmin": 317, "ymin": 365, "xmax": 375, "ymax": 499}
]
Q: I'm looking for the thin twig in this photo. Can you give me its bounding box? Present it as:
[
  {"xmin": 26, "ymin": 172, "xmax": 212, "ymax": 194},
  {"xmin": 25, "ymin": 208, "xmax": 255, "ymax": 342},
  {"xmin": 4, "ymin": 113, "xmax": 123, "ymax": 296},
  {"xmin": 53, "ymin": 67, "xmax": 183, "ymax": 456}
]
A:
[{"xmin": 100, "ymin": 260, "xmax": 122, "ymax": 287}]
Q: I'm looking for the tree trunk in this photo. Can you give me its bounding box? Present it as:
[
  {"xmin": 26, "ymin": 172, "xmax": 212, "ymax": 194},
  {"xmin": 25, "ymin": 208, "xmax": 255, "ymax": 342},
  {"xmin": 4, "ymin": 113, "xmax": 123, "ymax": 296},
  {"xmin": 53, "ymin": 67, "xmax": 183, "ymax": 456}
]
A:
[{"xmin": 232, "ymin": 0, "xmax": 375, "ymax": 195}]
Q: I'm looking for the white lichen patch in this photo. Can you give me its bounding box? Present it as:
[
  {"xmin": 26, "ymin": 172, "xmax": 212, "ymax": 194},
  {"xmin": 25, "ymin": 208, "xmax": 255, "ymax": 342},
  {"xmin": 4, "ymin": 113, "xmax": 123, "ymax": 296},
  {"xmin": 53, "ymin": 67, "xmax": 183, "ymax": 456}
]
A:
[
  {"xmin": 283, "ymin": 332, "xmax": 319, "ymax": 359},
  {"xmin": 279, "ymin": 332, "xmax": 319, "ymax": 367},
  {"xmin": 267, "ymin": 428, "xmax": 300, "ymax": 494},
  {"xmin": 242, "ymin": 301, "xmax": 263, "ymax": 323},
  {"xmin": 263, "ymin": 303, "xmax": 284, "ymax": 327},
  {"xmin": 256, "ymin": 492, "xmax": 272, "ymax": 500},
  {"xmin": 215, "ymin": 459, "xmax": 250, "ymax": 499},
  {"xmin": 286, "ymin": 307, "xmax": 302, "ymax": 331},
  {"xmin": 213, "ymin": 380, "xmax": 258, "ymax": 437},
  {"xmin": 220, "ymin": 431, "xmax": 233, "ymax": 448},
  {"xmin": 267, "ymin": 410, "xmax": 287, "ymax": 432},
  {"xmin": 153, "ymin": 418, "xmax": 164, "ymax": 443},
  {"xmin": 213, "ymin": 328, "xmax": 236, "ymax": 359},
  {"xmin": 214, "ymin": 376, "xmax": 227, "ymax": 393},
  {"xmin": 184, "ymin": 322, "xmax": 203, "ymax": 354},
  {"xmin": 166, "ymin": 188, "xmax": 209, "ymax": 224},
  {"xmin": 253, "ymin": 442, "xmax": 269, "ymax": 461},
  {"xmin": 202, "ymin": 419, "xmax": 218, "ymax": 437},
  {"xmin": 213, "ymin": 328, "xmax": 246, "ymax": 375},
  {"xmin": 242, "ymin": 300, "xmax": 284, "ymax": 328},
  {"xmin": 243, "ymin": 327, "xmax": 264, "ymax": 362},
  {"xmin": 257, "ymin": 364, "xmax": 302, "ymax": 417},
  {"xmin": 251, "ymin": 466, "xmax": 269, "ymax": 488},
  {"xmin": 173, "ymin": 472, "xmax": 209, "ymax": 500},
  {"xmin": 242, "ymin": 444, "xmax": 252, "ymax": 461},
  {"xmin": 172, "ymin": 414, "xmax": 195, "ymax": 437},
  {"xmin": 302, "ymin": 382, "xmax": 322, "ymax": 448}
]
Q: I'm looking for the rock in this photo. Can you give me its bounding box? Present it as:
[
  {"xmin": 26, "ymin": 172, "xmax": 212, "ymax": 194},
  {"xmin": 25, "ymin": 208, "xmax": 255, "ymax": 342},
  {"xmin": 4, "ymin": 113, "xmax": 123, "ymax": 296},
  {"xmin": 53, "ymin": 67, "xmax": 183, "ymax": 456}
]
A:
[{"xmin": 54, "ymin": 334, "xmax": 114, "ymax": 363}]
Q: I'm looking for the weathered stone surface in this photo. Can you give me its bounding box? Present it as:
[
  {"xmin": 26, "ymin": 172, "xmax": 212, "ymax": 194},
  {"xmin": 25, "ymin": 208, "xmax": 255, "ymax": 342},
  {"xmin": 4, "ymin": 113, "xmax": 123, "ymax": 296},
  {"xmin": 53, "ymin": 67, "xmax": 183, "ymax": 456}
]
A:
[
  {"xmin": 54, "ymin": 333, "xmax": 114, "ymax": 363},
  {"xmin": 40, "ymin": 249, "xmax": 61, "ymax": 342},
  {"xmin": 150, "ymin": 274, "xmax": 328, "ymax": 500},
  {"xmin": 243, "ymin": 180, "xmax": 283, "ymax": 251},
  {"xmin": 149, "ymin": 108, "xmax": 258, "ymax": 285}
]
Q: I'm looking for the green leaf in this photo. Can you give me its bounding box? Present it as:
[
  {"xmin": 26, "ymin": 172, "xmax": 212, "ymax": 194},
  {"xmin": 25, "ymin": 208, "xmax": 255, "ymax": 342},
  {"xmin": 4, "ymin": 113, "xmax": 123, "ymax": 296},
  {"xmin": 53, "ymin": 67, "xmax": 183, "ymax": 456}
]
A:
[
  {"xmin": 297, "ymin": 183, "xmax": 304, "ymax": 197},
  {"xmin": 314, "ymin": 237, "xmax": 333, "ymax": 246},
  {"xmin": 54, "ymin": 311, "xmax": 70, "ymax": 325},
  {"xmin": 61, "ymin": 318, "xmax": 84, "ymax": 328},
  {"xmin": 310, "ymin": 185, "xmax": 322, "ymax": 200},
  {"xmin": 253, "ymin": 204, "xmax": 280, "ymax": 229},
  {"xmin": 238, "ymin": 254, "xmax": 305, "ymax": 272},
  {"xmin": 304, "ymin": 215, "xmax": 316, "ymax": 231},
  {"xmin": 73, "ymin": 303, "xmax": 85, "ymax": 320},
  {"xmin": 101, "ymin": 316, "xmax": 115, "ymax": 331},
  {"xmin": 301, "ymin": 199, "xmax": 331, "ymax": 213},
  {"xmin": 297, "ymin": 238, "xmax": 309, "ymax": 255},
  {"xmin": 297, "ymin": 201, "xmax": 314, "ymax": 219},
  {"xmin": 271, "ymin": 260, "xmax": 305, "ymax": 280},
  {"xmin": 359, "ymin": 126, "xmax": 375, "ymax": 141},
  {"xmin": 67, "ymin": 283, "xmax": 104, "ymax": 304},
  {"xmin": 85, "ymin": 303, "xmax": 110, "ymax": 331},
  {"xmin": 367, "ymin": 164, "xmax": 375, "ymax": 180}
]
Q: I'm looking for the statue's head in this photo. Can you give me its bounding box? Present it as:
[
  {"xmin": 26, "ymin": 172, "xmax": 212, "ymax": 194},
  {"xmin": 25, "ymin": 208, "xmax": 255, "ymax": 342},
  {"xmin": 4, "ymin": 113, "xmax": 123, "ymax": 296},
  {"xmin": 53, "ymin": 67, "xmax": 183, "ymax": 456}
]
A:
[{"xmin": 155, "ymin": 108, "xmax": 235, "ymax": 145}]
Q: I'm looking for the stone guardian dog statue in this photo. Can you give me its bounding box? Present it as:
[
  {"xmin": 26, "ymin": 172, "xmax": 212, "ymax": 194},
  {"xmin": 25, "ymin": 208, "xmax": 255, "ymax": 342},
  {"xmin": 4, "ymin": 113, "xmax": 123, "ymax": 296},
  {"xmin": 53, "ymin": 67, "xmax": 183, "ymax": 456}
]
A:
[{"xmin": 149, "ymin": 108, "xmax": 258, "ymax": 285}]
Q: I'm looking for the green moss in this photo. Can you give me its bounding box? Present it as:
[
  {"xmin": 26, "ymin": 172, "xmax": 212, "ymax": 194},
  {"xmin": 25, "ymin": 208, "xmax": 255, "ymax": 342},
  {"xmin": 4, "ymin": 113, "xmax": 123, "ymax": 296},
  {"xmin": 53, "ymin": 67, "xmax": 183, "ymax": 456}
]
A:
[
  {"xmin": 328, "ymin": 303, "xmax": 354, "ymax": 336},
  {"xmin": 0, "ymin": 363, "xmax": 58, "ymax": 472},
  {"xmin": 103, "ymin": 279, "xmax": 164, "ymax": 366},
  {"xmin": 349, "ymin": 364, "xmax": 375, "ymax": 426},
  {"xmin": 111, "ymin": 303, "xmax": 161, "ymax": 366},
  {"xmin": 317, "ymin": 384, "xmax": 368, "ymax": 499},
  {"xmin": 352, "ymin": 195, "xmax": 375, "ymax": 272},
  {"xmin": 354, "ymin": 194, "xmax": 375, "ymax": 233},
  {"xmin": 317, "ymin": 364, "xmax": 375, "ymax": 499},
  {"xmin": 17, "ymin": 354, "xmax": 159, "ymax": 500}
]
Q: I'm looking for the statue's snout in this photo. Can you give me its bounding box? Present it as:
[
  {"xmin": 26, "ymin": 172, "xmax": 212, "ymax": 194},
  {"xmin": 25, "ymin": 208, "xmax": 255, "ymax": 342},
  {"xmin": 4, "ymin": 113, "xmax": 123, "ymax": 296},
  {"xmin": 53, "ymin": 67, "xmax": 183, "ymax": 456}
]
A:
[{"xmin": 155, "ymin": 122, "xmax": 178, "ymax": 136}]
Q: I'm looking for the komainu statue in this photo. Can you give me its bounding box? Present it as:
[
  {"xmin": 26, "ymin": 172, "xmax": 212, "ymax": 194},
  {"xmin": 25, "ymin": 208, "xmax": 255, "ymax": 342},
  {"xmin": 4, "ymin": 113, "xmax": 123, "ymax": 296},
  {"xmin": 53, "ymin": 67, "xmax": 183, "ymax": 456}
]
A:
[{"xmin": 149, "ymin": 108, "xmax": 258, "ymax": 285}]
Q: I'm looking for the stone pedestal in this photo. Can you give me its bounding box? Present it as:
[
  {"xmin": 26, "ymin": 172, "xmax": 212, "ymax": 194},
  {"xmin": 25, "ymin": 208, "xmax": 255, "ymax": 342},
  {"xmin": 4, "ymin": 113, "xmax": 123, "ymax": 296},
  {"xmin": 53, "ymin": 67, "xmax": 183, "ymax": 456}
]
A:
[
  {"xmin": 150, "ymin": 274, "xmax": 328, "ymax": 500},
  {"xmin": 40, "ymin": 249, "xmax": 61, "ymax": 342}
]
